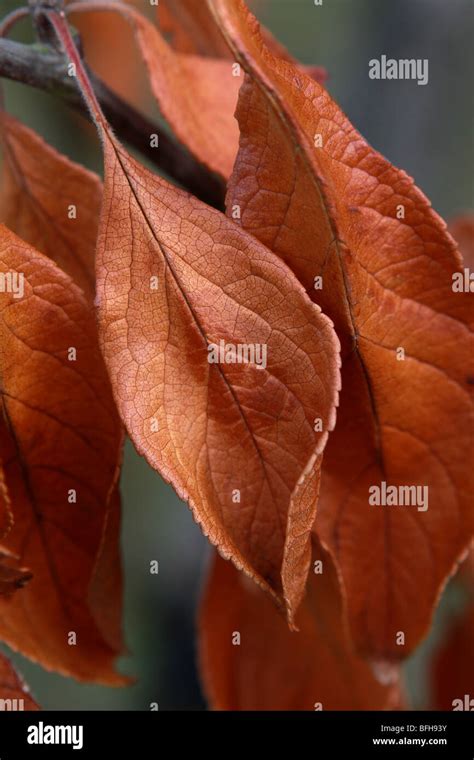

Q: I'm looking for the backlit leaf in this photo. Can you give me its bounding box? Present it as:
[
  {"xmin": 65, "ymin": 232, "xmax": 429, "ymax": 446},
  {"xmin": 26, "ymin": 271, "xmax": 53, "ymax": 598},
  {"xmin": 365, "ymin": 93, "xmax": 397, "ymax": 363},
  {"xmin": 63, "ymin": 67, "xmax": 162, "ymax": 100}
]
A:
[
  {"xmin": 0, "ymin": 224, "xmax": 125, "ymax": 682},
  {"xmin": 210, "ymin": 0, "xmax": 474, "ymax": 660},
  {"xmin": 199, "ymin": 542, "xmax": 404, "ymax": 710}
]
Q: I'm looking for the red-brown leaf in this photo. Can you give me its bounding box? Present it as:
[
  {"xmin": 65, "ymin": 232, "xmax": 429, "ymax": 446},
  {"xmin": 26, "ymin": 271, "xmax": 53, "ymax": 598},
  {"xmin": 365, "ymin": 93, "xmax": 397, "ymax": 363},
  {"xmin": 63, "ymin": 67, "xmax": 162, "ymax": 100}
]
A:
[
  {"xmin": 199, "ymin": 543, "xmax": 404, "ymax": 710},
  {"xmin": 95, "ymin": 134, "xmax": 340, "ymax": 618},
  {"xmin": 210, "ymin": 0, "xmax": 474, "ymax": 660},
  {"xmin": 0, "ymin": 225, "xmax": 125, "ymax": 682},
  {"xmin": 50, "ymin": 12, "xmax": 341, "ymax": 618},
  {"xmin": 42, "ymin": 7, "xmax": 339, "ymax": 621}
]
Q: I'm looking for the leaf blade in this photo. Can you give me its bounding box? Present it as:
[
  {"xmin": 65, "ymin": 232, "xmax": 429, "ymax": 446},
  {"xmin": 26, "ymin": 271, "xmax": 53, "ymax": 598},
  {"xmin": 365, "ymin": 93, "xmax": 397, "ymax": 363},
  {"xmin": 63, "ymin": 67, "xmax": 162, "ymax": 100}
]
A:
[
  {"xmin": 95, "ymin": 134, "xmax": 340, "ymax": 617},
  {"xmin": 210, "ymin": 0, "xmax": 474, "ymax": 659},
  {"xmin": 199, "ymin": 544, "xmax": 405, "ymax": 710},
  {"xmin": 0, "ymin": 224, "xmax": 125, "ymax": 682}
]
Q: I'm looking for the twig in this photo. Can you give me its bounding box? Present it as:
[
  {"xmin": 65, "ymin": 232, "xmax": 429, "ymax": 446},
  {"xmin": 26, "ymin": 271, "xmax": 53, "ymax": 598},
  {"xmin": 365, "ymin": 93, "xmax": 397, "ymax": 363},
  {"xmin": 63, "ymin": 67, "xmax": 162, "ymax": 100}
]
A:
[{"xmin": 0, "ymin": 37, "xmax": 226, "ymax": 209}]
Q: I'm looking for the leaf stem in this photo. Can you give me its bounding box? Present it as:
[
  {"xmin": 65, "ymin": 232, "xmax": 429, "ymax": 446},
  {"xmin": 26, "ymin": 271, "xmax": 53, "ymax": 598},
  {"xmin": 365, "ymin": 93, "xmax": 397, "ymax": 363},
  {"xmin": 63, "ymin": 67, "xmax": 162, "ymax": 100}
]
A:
[{"xmin": 43, "ymin": 9, "xmax": 108, "ymax": 134}]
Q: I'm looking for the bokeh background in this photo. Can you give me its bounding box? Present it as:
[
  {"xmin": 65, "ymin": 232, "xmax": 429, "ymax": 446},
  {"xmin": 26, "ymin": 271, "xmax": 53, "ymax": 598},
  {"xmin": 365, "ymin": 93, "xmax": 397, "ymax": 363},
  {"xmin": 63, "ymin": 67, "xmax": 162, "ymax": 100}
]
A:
[{"xmin": 0, "ymin": 0, "xmax": 472, "ymax": 710}]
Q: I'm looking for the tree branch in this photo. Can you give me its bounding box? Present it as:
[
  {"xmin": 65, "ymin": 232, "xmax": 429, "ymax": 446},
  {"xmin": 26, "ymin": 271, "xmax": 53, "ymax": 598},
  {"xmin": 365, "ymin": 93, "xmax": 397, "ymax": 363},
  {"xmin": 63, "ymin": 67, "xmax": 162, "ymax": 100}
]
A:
[{"xmin": 0, "ymin": 37, "xmax": 226, "ymax": 210}]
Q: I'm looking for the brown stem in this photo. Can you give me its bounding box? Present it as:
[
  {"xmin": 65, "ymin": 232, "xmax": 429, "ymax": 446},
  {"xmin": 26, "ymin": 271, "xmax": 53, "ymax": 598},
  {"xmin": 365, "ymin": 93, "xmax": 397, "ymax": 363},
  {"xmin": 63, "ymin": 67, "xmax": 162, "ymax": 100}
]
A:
[{"xmin": 0, "ymin": 36, "xmax": 226, "ymax": 210}]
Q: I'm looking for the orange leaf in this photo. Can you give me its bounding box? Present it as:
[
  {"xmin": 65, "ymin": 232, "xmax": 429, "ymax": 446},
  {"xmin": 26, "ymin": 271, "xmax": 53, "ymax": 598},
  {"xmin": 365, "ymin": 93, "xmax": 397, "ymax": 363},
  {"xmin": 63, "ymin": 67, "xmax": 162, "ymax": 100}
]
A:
[
  {"xmin": 0, "ymin": 653, "xmax": 39, "ymax": 710},
  {"xmin": 71, "ymin": 3, "xmax": 241, "ymax": 181},
  {"xmin": 0, "ymin": 117, "xmax": 126, "ymax": 672},
  {"xmin": 199, "ymin": 543, "xmax": 404, "ymax": 710},
  {"xmin": 48, "ymin": 12, "xmax": 341, "ymax": 618},
  {"xmin": 0, "ymin": 114, "xmax": 101, "ymax": 301},
  {"xmin": 0, "ymin": 225, "xmax": 125, "ymax": 683},
  {"xmin": 210, "ymin": 0, "xmax": 474, "ymax": 660},
  {"xmin": 96, "ymin": 138, "xmax": 340, "ymax": 618}
]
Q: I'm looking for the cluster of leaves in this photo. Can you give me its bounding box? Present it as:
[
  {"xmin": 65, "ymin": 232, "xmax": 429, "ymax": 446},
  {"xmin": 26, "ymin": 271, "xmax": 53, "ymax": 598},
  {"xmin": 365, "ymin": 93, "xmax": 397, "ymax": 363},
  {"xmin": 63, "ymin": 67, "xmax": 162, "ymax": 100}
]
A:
[{"xmin": 0, "ymin": 0, "xmax": 472, "ymax": 710}]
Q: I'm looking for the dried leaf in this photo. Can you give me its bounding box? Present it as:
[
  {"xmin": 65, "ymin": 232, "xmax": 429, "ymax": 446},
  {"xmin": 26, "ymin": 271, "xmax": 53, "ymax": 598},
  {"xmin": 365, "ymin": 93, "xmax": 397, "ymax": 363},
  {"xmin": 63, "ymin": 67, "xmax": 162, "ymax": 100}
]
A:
[
  {"xmin": 199, "ymin": 543, "xmax": 404, "ymax": 710},
  {"xmin": 0, "ymin": 224, "xmax": 125, "ymax": 682},
  {"xmin": 96, "ymin": 137, "xmax": 340, "ymax": 618},
  {"xmin": 0, "ymin": 113, "xmax": 101, "ymax": 301},
  {"xmin": 211, "ymin": 0, "xmax": 474, "ymax": 659},
  {"xmin": 0, "ymin": 118, "xmax": 126, "ymax": 673},
  {"xmin": 0, "ymin": 653, "xmax": 39, "ymax": 710},
  {"xmin": 47, "ymin": 12, "xmax": 342, "ymax": 618}
]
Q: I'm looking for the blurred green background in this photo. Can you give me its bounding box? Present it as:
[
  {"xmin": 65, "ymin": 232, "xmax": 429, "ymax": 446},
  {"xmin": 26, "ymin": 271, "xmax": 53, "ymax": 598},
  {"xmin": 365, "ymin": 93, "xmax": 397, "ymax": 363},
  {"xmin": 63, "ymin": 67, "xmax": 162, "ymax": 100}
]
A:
[{"xmin": 0, "ymin": 0, "xmax": 472, "ymax": 710}]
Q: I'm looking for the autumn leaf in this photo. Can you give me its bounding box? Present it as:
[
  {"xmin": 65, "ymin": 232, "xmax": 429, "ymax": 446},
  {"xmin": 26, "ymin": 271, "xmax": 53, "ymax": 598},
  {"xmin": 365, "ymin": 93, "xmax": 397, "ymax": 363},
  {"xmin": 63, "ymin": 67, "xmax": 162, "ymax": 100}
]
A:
[
  {"xmin": 0, "ymin": 652, "xmax": 39, "ymax": 710},
  {"xmin": 69, "ymin": 2, "xmax": 241, "ymax": 181},
  {"xmin": 449, "ymin": 214, "xmax": 474, "ymax": 269},
  {"xmin": 0, "ymin": 548, "xmax": 32, "ymax": 596},
  {"xmin": 47, "ymin": 12, "xmax": 341, "ymax": 620},
  {"xmin": 94, "ymin": 141, "xmax": 340, "ymax": 619},
  {"xmin": 0, "ymin": 116, "xmax": 126, "ymax": 675},
  {"xmin": 209, "ymin": 0, "xmax": 474, "ymax": 660},
  {"xmin": 158, "ymin": 0, "xmax": 327, "ymax": 83},
  {"xmin": 199, "ymin": 542, "xmax": 404, "ymax": 710},
  {"xmin": 0, "ymin": 224, "xmax": 125, "ymax": 682},
  {"xmin": 0, "ymin": 113, "xmax": 101, "ymax": 301}
]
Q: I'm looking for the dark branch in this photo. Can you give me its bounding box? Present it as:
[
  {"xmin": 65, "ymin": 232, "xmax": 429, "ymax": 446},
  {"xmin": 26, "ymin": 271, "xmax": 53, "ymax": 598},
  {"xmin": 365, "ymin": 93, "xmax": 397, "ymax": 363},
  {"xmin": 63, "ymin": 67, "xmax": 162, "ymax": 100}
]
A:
[{"xmin": 0, "ymin": 37, "xmax": 226, "ymax": 210}]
